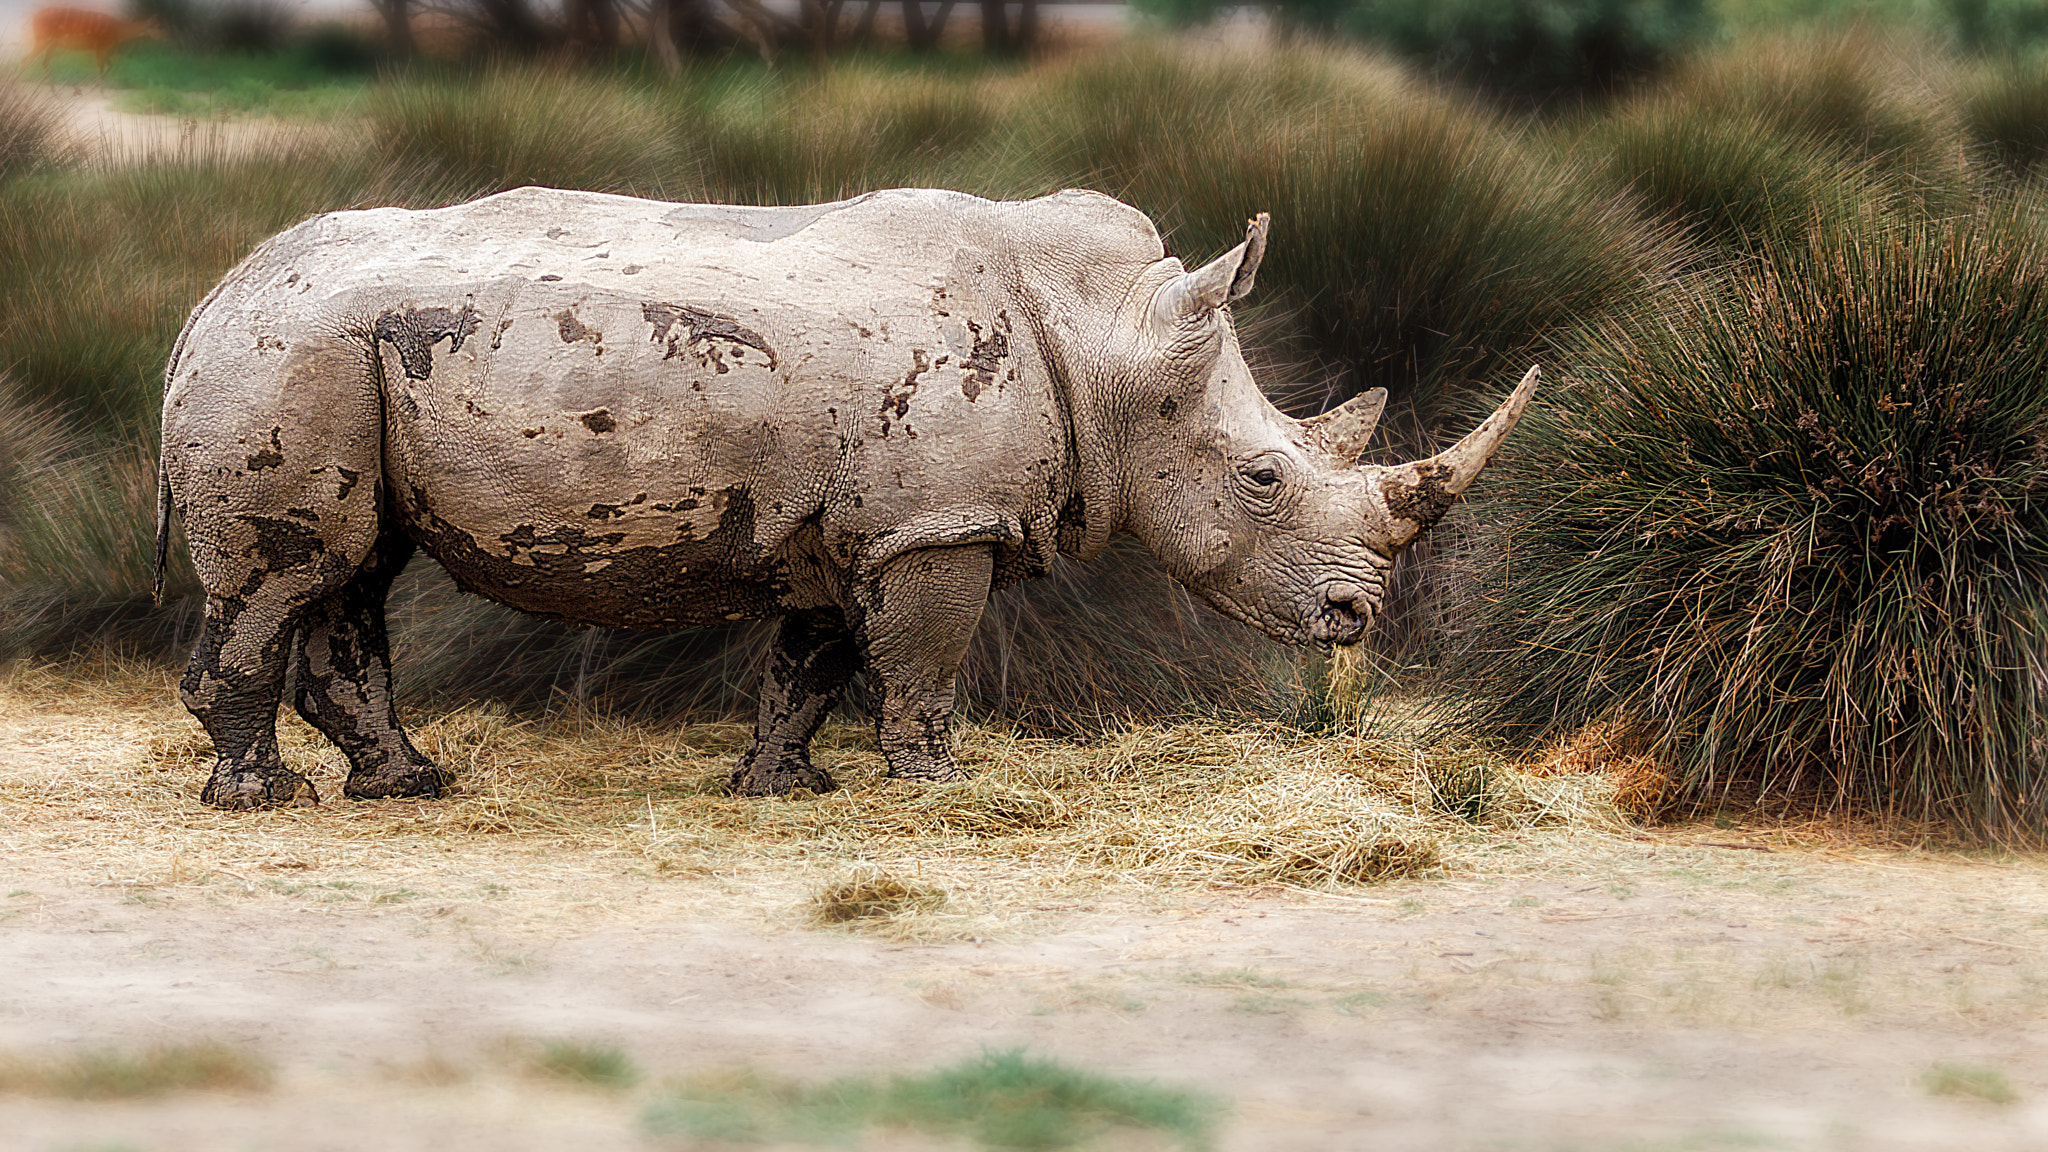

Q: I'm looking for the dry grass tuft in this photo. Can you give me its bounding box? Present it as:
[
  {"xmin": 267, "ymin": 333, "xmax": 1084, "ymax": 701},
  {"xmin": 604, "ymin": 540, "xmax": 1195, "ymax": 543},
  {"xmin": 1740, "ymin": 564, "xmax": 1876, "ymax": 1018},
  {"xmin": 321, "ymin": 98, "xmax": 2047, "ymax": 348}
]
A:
[
  {"xmin": 811, "ymin": 868, "xmax": 950, "ymax": 926},
  {"xmin": 1524, "ymin": 723, "xmax": 1684, "ymax": 825},
  {"xmin": 0, "ymin": 1041, "xmax": 271, "ymax": 1098}
]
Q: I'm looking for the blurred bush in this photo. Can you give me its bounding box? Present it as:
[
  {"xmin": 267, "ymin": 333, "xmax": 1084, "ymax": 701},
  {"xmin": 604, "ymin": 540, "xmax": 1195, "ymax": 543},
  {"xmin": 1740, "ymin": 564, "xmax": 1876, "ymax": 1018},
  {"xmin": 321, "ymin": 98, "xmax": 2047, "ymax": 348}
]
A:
[
  {"xmin": 1343, "ymin": 0, "xmax": 1716, "ymax": 102},
  {"xmin": 1643, "ymin": 29, "xmax": 1972, "ymax": 202},
  {"xmin": 1439, "ymin": 205, "xmax": 2048, "ymax": 840},
  {"xmin": 1560, "ymin": 28, "xmax": 1966, "ymax": 261}
]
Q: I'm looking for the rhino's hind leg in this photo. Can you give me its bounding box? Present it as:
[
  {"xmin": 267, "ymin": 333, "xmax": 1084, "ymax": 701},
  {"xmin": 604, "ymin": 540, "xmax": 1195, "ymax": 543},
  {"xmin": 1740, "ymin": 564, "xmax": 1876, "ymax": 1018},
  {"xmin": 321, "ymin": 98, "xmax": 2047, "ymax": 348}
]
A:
[
  {"xmin": 729, "ymin": 608, "xmax": 861, "ymax": 796},
  {"xmin": 186, "ymin": 598, "xmax": 320, "ymax": 810},
  {"xmin": 857, "ymin": 545, "xmax": 994, "ymax": 784},
  {"xmin": 292, "ymin": 531, "xmax": 449, "ymax": 801}
]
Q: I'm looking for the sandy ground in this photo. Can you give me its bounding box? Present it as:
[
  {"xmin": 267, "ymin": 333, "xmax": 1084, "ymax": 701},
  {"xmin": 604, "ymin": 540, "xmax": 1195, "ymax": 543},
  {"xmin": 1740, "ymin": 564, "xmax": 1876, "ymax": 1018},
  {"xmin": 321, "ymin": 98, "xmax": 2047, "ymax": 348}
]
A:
[
  {"xmin": 3, "ymin": 673, "xmax": 2047, "ymax": 1150},
  {"xmin": 25, "ymin": 87, "xmax": 348, "ymax": 167}
]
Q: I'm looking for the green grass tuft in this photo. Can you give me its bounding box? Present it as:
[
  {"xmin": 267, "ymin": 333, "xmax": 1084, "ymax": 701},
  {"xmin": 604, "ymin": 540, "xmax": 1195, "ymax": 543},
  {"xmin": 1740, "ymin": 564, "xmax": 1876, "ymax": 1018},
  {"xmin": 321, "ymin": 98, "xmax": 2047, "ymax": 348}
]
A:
[{"xmin": 644, "ymin": 1049, "xmax": 1221, "ymax": 1150}]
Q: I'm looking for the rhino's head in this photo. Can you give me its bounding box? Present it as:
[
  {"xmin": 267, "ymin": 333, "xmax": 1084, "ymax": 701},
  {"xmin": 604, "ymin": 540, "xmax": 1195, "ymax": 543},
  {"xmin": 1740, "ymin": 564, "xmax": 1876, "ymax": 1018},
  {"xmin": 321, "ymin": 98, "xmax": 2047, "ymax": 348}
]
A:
[{"xmin": 1109, "ymin": 214, "xmax": 1540, "ymax": 649}]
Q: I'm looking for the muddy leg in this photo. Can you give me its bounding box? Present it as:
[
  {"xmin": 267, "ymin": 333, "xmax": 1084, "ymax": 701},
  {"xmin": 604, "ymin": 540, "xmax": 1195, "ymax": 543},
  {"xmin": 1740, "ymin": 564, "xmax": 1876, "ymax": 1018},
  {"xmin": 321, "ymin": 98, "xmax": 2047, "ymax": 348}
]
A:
[
  {"xmin": 292, "ymin": 532, "xmax": 448, "ymax": 800},
  {"xmin": 854, "ymin": 545, "xmax": 993, "ymax": 783},
  {"xmin": 728, "ymin": 608, "xmax": 861, "ymax": 796},
  {"xmin": 186, "ymin": 596, "xmax": 319, "ymax": 810}
]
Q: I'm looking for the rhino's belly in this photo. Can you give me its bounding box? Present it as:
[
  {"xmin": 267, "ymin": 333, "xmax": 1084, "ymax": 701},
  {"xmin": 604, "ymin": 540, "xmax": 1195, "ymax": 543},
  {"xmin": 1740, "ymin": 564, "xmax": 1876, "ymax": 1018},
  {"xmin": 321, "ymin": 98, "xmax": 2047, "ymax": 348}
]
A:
[{"xmin": 408, "ymin": 502, "xmax": 797, "ymax": 629}]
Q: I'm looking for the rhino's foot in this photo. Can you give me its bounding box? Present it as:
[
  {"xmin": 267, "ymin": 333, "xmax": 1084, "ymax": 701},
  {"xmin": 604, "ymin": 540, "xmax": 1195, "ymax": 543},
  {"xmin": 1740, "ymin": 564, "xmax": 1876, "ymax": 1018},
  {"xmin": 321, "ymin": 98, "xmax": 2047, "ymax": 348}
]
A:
[
  {"xmin": 200, "ymin": 767, "xmax": 320, "ymax": 810},
  {"xmin": 727, "ymin": 756, "xmax": 838, "ymax": 797},
  {"xmin": 343, "ymin": 759, "xmax": 453, "ymax": 801}
]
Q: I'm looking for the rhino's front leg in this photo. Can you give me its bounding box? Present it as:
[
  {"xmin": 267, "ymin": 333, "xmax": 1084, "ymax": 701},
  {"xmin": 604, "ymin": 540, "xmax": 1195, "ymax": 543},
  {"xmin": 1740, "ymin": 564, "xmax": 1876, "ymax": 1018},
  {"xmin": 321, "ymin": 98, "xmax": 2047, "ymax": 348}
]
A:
[
  {"xmin": 854, "ymin": 545, "xmax": 994, "ymax": 784},
  {"xmin": 729, "ymin": 608, "xmax": 861, "ymax": 796}
]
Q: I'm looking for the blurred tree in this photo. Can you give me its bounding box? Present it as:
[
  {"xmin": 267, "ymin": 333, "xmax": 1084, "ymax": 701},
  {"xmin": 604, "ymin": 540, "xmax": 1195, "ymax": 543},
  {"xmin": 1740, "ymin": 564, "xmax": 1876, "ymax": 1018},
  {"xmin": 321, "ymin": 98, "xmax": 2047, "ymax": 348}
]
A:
[
  {"xmin": 903, "ymin": 0, "xmax": 958, "ymax": 50},
  {"xmin": 372, "ymin": 0, "xmax": 415, "ymax": 56},
  {"xmin": 978, "ymin": 0, "xmax": 1037, "ymax": 54},
  {"xmin": 649, "ymin": 0, "xmax": 723, "ymax": 68},
  {"xmin": 568, "ymin": 0, "xmax": 622, "ymax": 55}
]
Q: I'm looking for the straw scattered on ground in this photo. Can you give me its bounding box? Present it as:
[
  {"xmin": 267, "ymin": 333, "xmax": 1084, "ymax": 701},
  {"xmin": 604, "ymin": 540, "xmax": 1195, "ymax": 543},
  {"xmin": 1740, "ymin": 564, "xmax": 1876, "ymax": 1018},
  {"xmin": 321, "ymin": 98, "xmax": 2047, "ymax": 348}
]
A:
[{"xmin": 0, "ymin": 661, "xmax": 1642, "ymax": 908}]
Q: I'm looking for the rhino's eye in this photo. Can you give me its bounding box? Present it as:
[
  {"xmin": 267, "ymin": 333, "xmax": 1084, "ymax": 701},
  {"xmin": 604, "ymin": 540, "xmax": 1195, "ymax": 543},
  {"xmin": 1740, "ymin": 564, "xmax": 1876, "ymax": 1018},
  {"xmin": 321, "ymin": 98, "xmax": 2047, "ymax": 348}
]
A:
[{"xmin": 1238, "ymin": 459, "xmax": 1287, "ymax": 505}]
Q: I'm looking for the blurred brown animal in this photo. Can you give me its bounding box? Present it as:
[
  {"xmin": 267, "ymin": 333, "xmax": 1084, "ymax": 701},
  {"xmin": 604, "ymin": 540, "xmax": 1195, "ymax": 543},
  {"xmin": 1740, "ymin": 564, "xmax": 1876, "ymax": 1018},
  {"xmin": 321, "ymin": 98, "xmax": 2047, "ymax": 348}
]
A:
[{"xmin": 27, "ymin": 8, "xmax": 163, "ymax": 81}]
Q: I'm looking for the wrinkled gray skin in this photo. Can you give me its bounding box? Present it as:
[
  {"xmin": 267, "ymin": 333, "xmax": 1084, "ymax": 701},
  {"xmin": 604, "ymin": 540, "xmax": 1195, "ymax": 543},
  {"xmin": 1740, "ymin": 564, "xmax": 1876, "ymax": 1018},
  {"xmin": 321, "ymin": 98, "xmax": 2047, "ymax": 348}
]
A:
[{"xmin": 157, "ymin": 186, "xmax": 1538, "ymax": 809}]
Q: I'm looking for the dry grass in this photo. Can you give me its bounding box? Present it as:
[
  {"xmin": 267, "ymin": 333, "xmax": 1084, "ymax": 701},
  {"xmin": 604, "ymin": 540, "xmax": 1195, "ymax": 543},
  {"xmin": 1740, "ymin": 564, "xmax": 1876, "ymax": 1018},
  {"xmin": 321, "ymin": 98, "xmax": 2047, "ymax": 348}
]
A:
[
  {"xmin": 0, "ymin": 1041, "xmax": 271, "ymax": 1098},
  {"xmin": 0, "ymin": 661, "xmax": 1637, "ymax": 930},
  {"xmin": 811, "ymin": 868, "xmax": 950, "ymax": 928}
]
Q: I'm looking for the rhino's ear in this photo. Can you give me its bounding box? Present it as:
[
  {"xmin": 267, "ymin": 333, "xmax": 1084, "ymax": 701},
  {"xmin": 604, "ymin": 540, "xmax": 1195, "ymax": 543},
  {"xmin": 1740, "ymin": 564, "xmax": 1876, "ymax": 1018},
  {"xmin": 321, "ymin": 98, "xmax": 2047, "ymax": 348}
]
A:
[
  {"xmin": 1299, "ymin": 387, "xmax": 1388, "ymax": 461},
  {"xmin": 1152, "ymin": 212, "xmax": 1270, "ymax": 328}
]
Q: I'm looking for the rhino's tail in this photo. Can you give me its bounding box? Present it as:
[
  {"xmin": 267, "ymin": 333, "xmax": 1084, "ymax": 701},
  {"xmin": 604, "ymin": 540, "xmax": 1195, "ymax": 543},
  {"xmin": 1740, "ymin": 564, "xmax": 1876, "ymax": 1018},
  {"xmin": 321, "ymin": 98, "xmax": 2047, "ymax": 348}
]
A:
[
  {"xmin": 153, "ymin": 270, "xmax": 219, "ymax": 608},
  {"xmin": 152, "ymin": 455, "xmax": 170, "ymax": 606}
]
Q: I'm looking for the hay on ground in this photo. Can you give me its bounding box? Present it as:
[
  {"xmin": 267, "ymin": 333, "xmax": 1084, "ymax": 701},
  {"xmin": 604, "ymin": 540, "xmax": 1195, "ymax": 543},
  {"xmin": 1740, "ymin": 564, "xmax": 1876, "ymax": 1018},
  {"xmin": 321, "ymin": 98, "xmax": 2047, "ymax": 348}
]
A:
[{"xmin": 0, "ymin": 661, "xmax": 1637, "ymax": 921}]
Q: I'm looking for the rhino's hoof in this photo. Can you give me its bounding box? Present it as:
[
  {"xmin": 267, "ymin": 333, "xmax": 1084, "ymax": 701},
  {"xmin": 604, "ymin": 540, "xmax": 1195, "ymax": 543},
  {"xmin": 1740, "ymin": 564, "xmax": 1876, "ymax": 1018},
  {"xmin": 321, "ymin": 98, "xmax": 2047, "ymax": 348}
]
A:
[
  {"xmin": 201, "ymin": 769, "xmax": 320, "ymax": 810},
  {"xmin": 343, "ymin": 761, "xmax": 454, "ymax": 801},
  {"xmin": 727, "ymin": 759, "xmax": 838, "ymax": 797}
]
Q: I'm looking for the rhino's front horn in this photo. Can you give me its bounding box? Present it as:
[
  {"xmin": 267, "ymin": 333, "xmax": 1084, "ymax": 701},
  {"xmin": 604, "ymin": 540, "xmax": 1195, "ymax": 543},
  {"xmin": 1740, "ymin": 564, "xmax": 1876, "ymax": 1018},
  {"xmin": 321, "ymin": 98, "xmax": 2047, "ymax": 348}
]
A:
[
  {"xmin": 1153, "ymin": 212, "xmax": 1270, "ymax": 326},
  {"xmin": 1362, "ymin": 365, "xmax": 1540, "ymax": 549},
  {"xmin": 1301, "ymin": 387, "xmax": 1388, "ymax": 461}
]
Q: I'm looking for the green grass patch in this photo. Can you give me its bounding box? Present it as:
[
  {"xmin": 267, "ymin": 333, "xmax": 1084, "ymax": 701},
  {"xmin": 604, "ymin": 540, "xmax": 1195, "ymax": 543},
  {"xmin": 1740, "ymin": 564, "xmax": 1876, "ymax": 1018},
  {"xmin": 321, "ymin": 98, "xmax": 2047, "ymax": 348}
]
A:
[
  {"xmin": 41, "ymin": 39, "xmax": 371, "ymax": 96},
  {"xmin": 530, "ymin": 1040, "xmax": 640, "ymax": 1089},
  {"xmin": 644, "ymin": 1050, "xmax": 1220, "ymax": 1150},
  {"xmin": 114, "ymin": 82, "xmax": 365, "ymax": 121},
  {"xmin": 1923, "ymin": 1062, "xmax": 2020, "ymax": 1104}
]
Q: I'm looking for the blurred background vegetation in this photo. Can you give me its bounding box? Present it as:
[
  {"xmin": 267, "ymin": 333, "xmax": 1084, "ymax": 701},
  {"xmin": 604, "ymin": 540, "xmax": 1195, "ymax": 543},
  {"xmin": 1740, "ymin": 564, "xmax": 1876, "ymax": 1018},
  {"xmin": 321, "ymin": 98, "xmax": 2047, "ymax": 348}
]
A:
[{"xmin": 9, "ymin": 0, "xmax": 2048, "ymax": 838}]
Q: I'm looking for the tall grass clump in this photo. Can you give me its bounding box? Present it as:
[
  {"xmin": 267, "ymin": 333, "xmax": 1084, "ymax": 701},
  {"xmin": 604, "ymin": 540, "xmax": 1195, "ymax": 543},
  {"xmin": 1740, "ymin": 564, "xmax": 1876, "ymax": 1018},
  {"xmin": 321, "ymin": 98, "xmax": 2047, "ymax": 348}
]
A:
[
  {"xmin": 0, "ymin": 441, "xmax": 200, "ymax": 659},
  {"xmin": 674, "ymin": 64, "xmax": 1006, "ymax": 205},
  {"xmin": 1440, "ymin": 206, "xmax": 2048, "ymax": 840},
  {"xmin": 1562, "ymin": 27, "xmax": 1979, "ymax": 268},
  {"xmin": 1637, "ymin": 29, "xmax": 1971, "ymax": 208},
  {"xmin": 1566, "ymin": 99, "xmax": 1888, "ymax": 258},
  {"xmin": 1955, "ymin": 59, "xmax": 2048, "ymax": 180},
  {"xmin": 0, "ymin": 147, "xmax": 369, "ymax": 440},
  {"xmin": 368, "ymin": 66, "xmax": 673, "ymax": 198},
  {"xmin": 0, "ymin": 82, "xmax": 62, "ymax": 180}
]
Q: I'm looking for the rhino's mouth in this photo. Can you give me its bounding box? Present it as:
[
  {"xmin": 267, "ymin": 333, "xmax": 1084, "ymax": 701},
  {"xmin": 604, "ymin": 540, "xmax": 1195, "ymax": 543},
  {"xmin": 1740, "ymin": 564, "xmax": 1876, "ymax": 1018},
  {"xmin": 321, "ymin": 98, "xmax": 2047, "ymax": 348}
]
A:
[{"xmin": 1310, "ymin": 584, "xmax": 1372, "ymax": 647}]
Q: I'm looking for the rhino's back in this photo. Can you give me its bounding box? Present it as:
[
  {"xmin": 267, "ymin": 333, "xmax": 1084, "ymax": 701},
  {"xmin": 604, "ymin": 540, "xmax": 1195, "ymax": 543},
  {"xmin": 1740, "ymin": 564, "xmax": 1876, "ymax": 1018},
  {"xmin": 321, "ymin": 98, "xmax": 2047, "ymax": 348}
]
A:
[{"xmin": 179, "ymin": 187, "xmax": 1164, "ymax": 626}]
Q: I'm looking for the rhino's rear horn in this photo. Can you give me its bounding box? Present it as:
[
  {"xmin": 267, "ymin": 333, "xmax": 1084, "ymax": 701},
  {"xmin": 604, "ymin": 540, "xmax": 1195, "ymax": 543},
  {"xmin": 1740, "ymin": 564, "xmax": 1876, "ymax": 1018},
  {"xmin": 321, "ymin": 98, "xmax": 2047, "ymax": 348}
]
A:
[
  {"xmin": 1152, "ymin": 212, "xmax": 1270, "ymax": 327},
  {"xmin": 1364, "ymin": 365, "xmax": 1540, "ymax": 548},
  {"xmin": 1300, "ymin": 387, "xmax": 1387, "ymax": 461}
]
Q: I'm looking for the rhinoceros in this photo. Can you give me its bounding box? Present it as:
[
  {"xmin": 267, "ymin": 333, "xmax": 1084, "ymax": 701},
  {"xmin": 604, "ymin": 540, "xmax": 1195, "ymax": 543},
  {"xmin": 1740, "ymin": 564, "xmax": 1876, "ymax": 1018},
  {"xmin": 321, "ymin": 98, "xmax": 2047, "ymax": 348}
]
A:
[{"xmin": 156, "ymin": 186, "xmax": 1537, "ymax": 809}]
